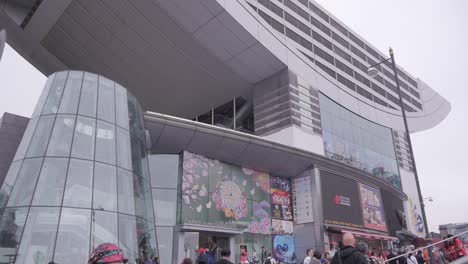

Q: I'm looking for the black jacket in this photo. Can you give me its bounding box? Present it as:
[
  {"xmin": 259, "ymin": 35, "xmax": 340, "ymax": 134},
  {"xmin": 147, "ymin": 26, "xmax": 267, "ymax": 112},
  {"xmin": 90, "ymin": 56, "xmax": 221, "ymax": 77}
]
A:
[{"xmin": 331, "ymin": 246, "xmax": 368, "ymax": 264}]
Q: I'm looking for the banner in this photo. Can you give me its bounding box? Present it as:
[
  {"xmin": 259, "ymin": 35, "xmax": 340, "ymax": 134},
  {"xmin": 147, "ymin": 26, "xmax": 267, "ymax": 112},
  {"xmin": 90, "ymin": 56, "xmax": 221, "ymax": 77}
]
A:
[
  {"xmin": 272, "ymin": 235, "xmax": 297, "ymax": 264},
  {"xmin": 359, "ymin": 184, "xmax": 387, "ymax": 232},
  {"xmin": 292, "ymin": 174, "xmax": 314, "ymax": 224},
  {"xmin": 272, "ymin": 219, "xmax": 293, "ymax": 235}
]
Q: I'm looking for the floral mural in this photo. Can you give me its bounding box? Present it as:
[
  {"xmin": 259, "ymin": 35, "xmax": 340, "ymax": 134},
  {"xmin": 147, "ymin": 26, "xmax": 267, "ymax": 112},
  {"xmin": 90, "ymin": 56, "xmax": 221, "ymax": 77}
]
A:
[{"xmin": 212, "ymin": 179, "xmax": 247, "ymax": 220}]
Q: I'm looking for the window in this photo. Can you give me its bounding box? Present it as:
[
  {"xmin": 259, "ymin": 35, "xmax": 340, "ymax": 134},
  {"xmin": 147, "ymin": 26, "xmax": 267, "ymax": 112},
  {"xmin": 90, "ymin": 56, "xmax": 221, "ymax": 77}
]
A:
[
  {"xmin": 92, "ymin": 210, "xmax": 118, "ymax": 248},
  {"xmin": 312, "ymin": 30, "xmax": 332, "ymax": 50},
  {"xmin": 334, "ymin": 59, "xmax": 353, "ymax": 77},
  {"xmin": 25, "ymin": 115, "xmax": 55, "ymax": 158},
  {"xmin": 309, "ymin": 3, "xmax": 329, "ymax": 22},
  {"xmin": 93, "ymin": 162, "xmax": 117, "ymax": 211},
  {"xmin": 365, "ymin": 45, "xmax": 380, "ymax": 60},
  {"xmin": 314, "ymin": 45, "xmax": 334, "ymax": 64},
  {"xmin": 149, "ymin": 155, "xmax": 179, "ymax": 188},
  {"xmin": 32, "ymin": 73, "xmax": 55, "ymax": 118},
  {"xmin": 42, "ymin": 71, "xmax": 68, "ymax": 115},
  {"xmin": 58, "ymin": 71, "xmax": 83, "ymax": 114},
  {"xmin": 356, "ymin": 86, "xmax": 373, "ymax": 100},
  {"xmin": 95, "ymin": 120, "xmax": 116, "ymax": 165},
  {"xmin": 331, "ymin": 31, "xmax": 349, "ymax": 49},
  {"xmin": 382, "ymin": 67, "xmax": 394, "ymax": 80},
  {"xmin": 411, "ymin": 99, "xmax": 422, "ymax": 110},
  {"xmin": 399, "ymin": 80, "xmax": 410, "ymax": 91},
  {"xmin": 350, "ymin": 45, "xmax": 366, "ymax": 61},
  {"xmin": 384, "ymin": 80, "xmax": 398, "ymax": 93},
  {"xmin": 117, "ymin": 168, "xmax": 136, "ymax": 215},
  {"xmin": 387, "ymin": 93, "xmax": 400, "ymax": 105},
  {"xmin": 371, "ymin": 83, "xmax": 387, "ymax": 97},
  {"xmin": 63, "ymin": 159, "xmax": 93, "ymax": 208},
  {"xmin": 354, "ymin": 71, "xmax": 371, "ymax": 87},
  {"xmin": 118, "ymin": 214, "xmax": 139, "ymax": 263},
  {"xmin": 115, "ymin": 83, "xmax": 129, "ymax": 130},
  {"xmin": 153, "ymin": 189, "xmax": 177, "ymax": 226},
  {"xmin": 285, "ymin": 13, "xmax": 310, "ymax": 35},
  {"xmin": 366, "ymin": 56, "xmax": 381, "ymax": 71},
  {"xmin": 352, "ymin": 58, "xmax": 367, "ymax": 72},
  {"xmin": 0, "ymin": 161, "xmax": 21, "ymax": 208},
  {"xmin": 7, "ymin": 158, "xmax": 43, "ymax": 207},
  {"xmin": 156, "ymin": 227, "xmax": 174, "ymax": 264},
  {"xmin": 284, "ymin": 0, "xmax": 308, "ymax": 21},
  {"xmin": 13, "ymin": 117, "xmax": 38, "ymax": 161},
  {"xmin": 333, "ymin": 44, "xmax": 351, "ymax": 62},
  {"xmin": 407, "ymin": 77, "xmax": 418, "ymax": 87},
  {"xmin": 315, "ymin": 60, "xmax": 336, "ymax": 78},
  {"xmin": 116, "ymin": 127, "xmax": 132, "ymax": 171},
  {"xmin": 409, "ymin": 88, "xmax": 420, "ymax": 99},
  {"xmin": 349, "ymin": 32, "xmax": 365, "ymax": 48},
  {"xmin": 373, "ymin": 96, "xmax": 388, "ymax": 107},
  {"xmin": 97, "ymin": 76, "xmax": 116, "ymax": 124},
  {"xmin": 78, "ymin": 72, "xmax": 98, "ymax": 118},
  {"xmin": 47, "ymin": 115, "xmax": 76, "ymax": 156},
  {"xmin": 71, "ymin": 116, "xmax": 96, "ymax": 160},
  {"xmin": 0, "ymin": 207, "xmax": 28, "ymax": 257},
  {"xmin": 330, "ymin": 18, "xmax": 348, "ymax": 36},
  {"xmin": 310, "ymin": 15, "xmax": 330, "ymax": 36},
  {"xmin": 32, "ymin": 157, "xmax": 69, "ymax": 206},
  {"xmin": 337, "ymin": 74, "xmax": 356, "ymax": 91}
]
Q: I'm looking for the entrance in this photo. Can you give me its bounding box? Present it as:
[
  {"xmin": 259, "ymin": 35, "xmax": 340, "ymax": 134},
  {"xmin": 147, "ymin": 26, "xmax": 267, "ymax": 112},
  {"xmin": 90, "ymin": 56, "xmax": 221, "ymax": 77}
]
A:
[{"xmin": 183, "ymin": 232, "xmax": 232, "ymax": 263}]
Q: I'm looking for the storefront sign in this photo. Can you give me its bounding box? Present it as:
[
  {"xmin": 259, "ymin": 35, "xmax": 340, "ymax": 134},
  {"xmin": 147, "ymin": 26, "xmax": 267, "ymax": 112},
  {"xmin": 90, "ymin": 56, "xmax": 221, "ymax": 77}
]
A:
[
  {"xmin": 292, "ymin": 175, "xmax": 314, "ymax": 224},
  {"xmin": 321, "ymin": 170, "xmax": 363, "ymax": 229},
  {"xmin": 359, "ymin": 184, "xmax": 387, "ymax": 232}
]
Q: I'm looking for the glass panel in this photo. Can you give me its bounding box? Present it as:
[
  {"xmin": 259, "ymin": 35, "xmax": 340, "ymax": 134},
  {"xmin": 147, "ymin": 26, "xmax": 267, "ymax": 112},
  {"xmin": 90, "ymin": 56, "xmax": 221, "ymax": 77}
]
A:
[
  {"xmin": 32, "ymin": 73, "xmax": 55, "ymax": 118},
  {"xmin": 0, "ymin": 207, "xmax": 28, "ymax": 263},
  {"xmin": 0, "ymin": 161, "xmax": 22, "ymax": 209},
  {"xmin": 54, "ymin": 208, "xmax": 91, "ymax": 264},
  {"xmin": 71, "ymin": 116, "xmax": 96, "ymax": 160},
  {"xmin": 42, "ymin": 71, "xmax": 68, "ymax": 115},
  {"xmin": 95, "ymin": 120, "xmax": 116, "ymax": 165},
  {"xmin": 118, "ymin": 214, "xmax": 138, "ymax": 264},
  {"xmin": 93, "ymin": 162, "xmax": 117, "ymax": 211},
  {"xmin": 25, "ymin": 115, "xmax": 55, "ymax": 158},
  {"xmin": 91, "ymin": 210, "xmax": 118, "ymax": 248},
  {"xmin": 15, "ymin": 207, "xmax": 60, "ymax": 264},
  {"xmin": 117, "ymin": 168, "xmax": 135, "ymax": 215},
  {"xmin": 63, "ymin": 159, "xmax": 93, "ymax": 208},
  {"xmin": 78, "ymin": 72, "xmax": 98, "ymax": 118},
  {"xmin": 153, "ymin": 189, "xmax": 177, "ymax": 226},
  {"xmin": 156, "ymin": 227, "xmax": 173, "ymax": 264},
  {"xmin": 115, "ymin": 84, "xmax": 129, "ymax": 130},
  {"xmin": 32, "ymin": 157, "xmax": 69, "ymax": 206},
  {"xmin": 13, "ymin": 117, "xmax": 39, "ymax": 161},
  {"xmin": 136, "ymin": 218, "xmax": 157, "ymax": 260},
  {"xmin": 58, "ymin": 71, "xmax": 84, "ymax": 114},
  {"xmin": 149, "ymin": 155, "xmax": 179, "ymax": 188},
  {"xmin": 116, "ymin": 127, "xmax": 132, "ymax": 171},
  {"xmin": 46, "ymin": 115, "xmax": 76, "ymax": 156},
  {"xmin": 7, "ymin": 158, "xmax": 43, "ymax": 207},
  {"xmin": 97, "ymin": 76, "xmax": 115, "ymax": 124}
]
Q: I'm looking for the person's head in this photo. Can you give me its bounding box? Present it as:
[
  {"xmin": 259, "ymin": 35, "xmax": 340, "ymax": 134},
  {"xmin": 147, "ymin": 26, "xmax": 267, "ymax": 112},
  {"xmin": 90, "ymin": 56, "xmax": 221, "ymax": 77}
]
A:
[
  {"xmin": 313, "ymin": 251, "xmax": 322, "ymax": 259},
  {"xmin": 88, "ymin": 243, "xmax": 128, "ymax": 264},
  {"xmin": 342, "ymin": 233, "xmax": 356, "ymax": 247},
  {"xmin": 356, "ymin": 242, "xmax": 368, "ymax": 254},
  {"xmin": 181, "ymin": 258, "xmax": 193, "ymax": 264},
  {"xmin": 221, "ymin": 249, "xmax": 231, "ymax": 259},
  {"xmin": 306, "ymin": 248, "xmax": 314, "ymax": 256},
  {"xmin": 417, "ymin": 250, "xmax": 422, "ymax": 255},
  {"xmin": 371, "ymin": 252, "xmax": 375, "ymax": 257},
  {"xmin": 325, "ymin": 252, "xmax": 331, "ymax": 259}
]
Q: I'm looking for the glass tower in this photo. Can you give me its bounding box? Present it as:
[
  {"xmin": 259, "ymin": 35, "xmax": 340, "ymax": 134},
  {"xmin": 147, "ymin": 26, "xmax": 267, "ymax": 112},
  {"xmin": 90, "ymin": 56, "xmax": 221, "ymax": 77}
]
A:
[{"xmin": 0, "ymin": 71, "xmax": 158, "ymax": 264}]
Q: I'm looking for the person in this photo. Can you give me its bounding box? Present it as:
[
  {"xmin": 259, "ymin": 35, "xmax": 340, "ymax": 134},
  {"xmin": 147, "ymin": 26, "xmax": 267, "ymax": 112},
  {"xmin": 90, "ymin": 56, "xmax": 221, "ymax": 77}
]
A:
[
  {"xmin": 197, "ymin": 248, "xmax": 209, "ymax": 264},
  {"xmin": 369, "ymin": 252, "xmax": 380, "ymax": 264},
  {"xmin": 182, "ymin": 258, "xmax": 194, "ymax": 264},
  {"xmin": 415, "ymin": 250, "xmax": 424, "ymax": 264},
  {"xmin": 330, "ymin": 233, "xmax": 367, "ymax": 264},
  {"xmin": 386, "ymin": 249, "xmax": 397, "ymax": 264},
  {"xmin": 240, "ymin": 246, "xmax": 249, "ymax": 264},
  {"xmin": 323, "ymin": 252, "xmax": 332, "ymax": 264},
  {"xmin": 153, "ymin": 257, "xmax": 159, "ymax": 264},
  {"xmin": 453, "ymin": 235, "xmax": 467, "ymax": 259},
  {"xmin": 356, "ymin": 242, "xmax": 370, "ymax": 264},
  {"xmin": 88, "ymin": 243, "xmax": 128, "ymax": 264},
  {"xmin": 397, "ymin": 249, "xmax": 407, "ymax": 264},
  {"xmin": 303, "ymin": 249, "xmax": 314, "ymax": 264},
  {"xmin": 144, "ymin": 256, "xmax": 155, "ymax": 264},
  {"xmin": 263, "ymin": 253, "xmax": 276, "ymax": 264},
  {"xmin": 311, "ymin": 251, "xmax": 322, "ymax": 264},
  {"xmin": 407, "ymin": 252, "xmax": 417, "ymax": 264},
  {"xmin": 250, "ymin": 249, "xmax": 259, "ymax": 264},
  {"xmin": 216, "ymin": 249, "xmax": 233, "ymax": 264}
]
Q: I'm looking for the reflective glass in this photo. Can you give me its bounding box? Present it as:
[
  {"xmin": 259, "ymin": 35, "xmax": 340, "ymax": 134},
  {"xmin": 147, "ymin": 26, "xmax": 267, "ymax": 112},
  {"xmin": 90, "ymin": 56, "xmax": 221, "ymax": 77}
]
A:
[
  {"xmin": 153, "ymin": 189, "xmax": 177, "ymax": 226},
  {"xmin": 0, "ymin": 161, "xmax": 22, "ymax": 209},
  {"xmin": 118, "ymin": 214, "xmax": 138, "ymax": 264},
  {"xmin": 54, "ymin": 208, "xmax": 91, "ymax": 264},
  {"xmin": 63, "ymin": 159, "xmax": 93, "ymax": 208},
  {"xmin": 78, "ymin": 72, "xmax": 98, "ymax": 118},
  {"xmin": 13, "ymin": 117, "xmax": 38, "ymax": 161},
  {"xmin": 91, "ymin": 210, "xmax": 118, "ymax": 248},
  {"xmin": 97, "ymin": 76, "xmax": 115, "ymax": 124},
  {"xmin": 95, "ymin": 120, "xmax": 116, "ymax": 165},
  {"xmin": 133, "ymin": 177, "xmax": 151, "ymax": 221},
  {"xmin": 71, "ymin": 116, "xmax": 96, "ymax": 160},
  {"xmin": 7, "ymin": 158, "xmax": 43, "ymax": 207},
  {"xmin": 42, "ymin": 71, "xmax": 68, "ymax": 115},
  {"xmin": 46, "ymin": 115, "xmax": 76, "ymax": 156},
  {"xmin": 32, "ymin": 73, "xmax": 55, "ymax": 118},
  {"xmin": 149, "ymin": 155, "xmax": 179, "ymax": 188},
  {"xmin": 137, "ymin": 218, "xmax": 157, "ymax": 258},
  {"xmin": 116, "ymin": 127, "xmax": 132, "ymax": 171},
  {"xmin": 93, "ymin": 162, "xmax": 117, "ymax": 211},
  {"xmin": 58, "ymin": 71, "xmax": 83, "ymax": 114},
  {"xmin": 156, "ymin": 226, "xmax": 173, "ymax": 264},
  {"xmin": 15, "ymin": 207, "xmax": 60, "ymax": 264},
  {"xmin": 117, "ymin": 168, "xmax": 135, "ymax": 215},
  {"xmin": 0, "ymin": 207, "xmax": 28, "ymax": 262},
  {"xmin": 115, "ymin": 84, "xmax": 129, "ymax": 130},
  {"xmin": 25, "ymin": 115, "xmax": 55, "ymax": 158},
  {"xmin": 32, "ymin": 158, "xmax": 68, "ymax": 206}
]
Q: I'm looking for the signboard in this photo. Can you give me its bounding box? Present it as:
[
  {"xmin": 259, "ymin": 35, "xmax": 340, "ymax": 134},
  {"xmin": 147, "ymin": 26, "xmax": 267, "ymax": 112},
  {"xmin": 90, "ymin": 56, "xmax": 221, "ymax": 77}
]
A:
[
  {"xmin": 400, "ymin": 169, "xmax": 426, "ymax": 237},
  {"xmin": 292, "ymin": 174, "xmax": 314, "ymax": 224},
  {"xmin": 359, "ymin": 184, "xmax": 387, "ymax": 232},
  {"xmin": 321, "ymin": 170, "xmax": 363, "ymax": 229},
  {"xmin": 272, "ymin": 219, "xmax": 294, "ymax": 235},
  {"xmin": 270, "ymin": 177, "xmax": 293, "ymax": 221}
]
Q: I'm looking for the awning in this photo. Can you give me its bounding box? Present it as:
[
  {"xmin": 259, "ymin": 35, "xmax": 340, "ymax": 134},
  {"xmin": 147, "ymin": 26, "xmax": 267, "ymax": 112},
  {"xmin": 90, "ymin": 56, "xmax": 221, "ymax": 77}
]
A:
[{"xmin": 326, "ymin": 226, "xmax": 398, "ymax": 242}]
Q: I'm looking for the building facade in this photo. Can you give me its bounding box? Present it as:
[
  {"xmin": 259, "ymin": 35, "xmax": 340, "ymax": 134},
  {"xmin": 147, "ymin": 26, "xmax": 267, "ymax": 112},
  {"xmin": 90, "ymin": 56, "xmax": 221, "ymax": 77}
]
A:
[{"xmin": 0, "ymin": 0, "xmax": 450, "ymax": 264}]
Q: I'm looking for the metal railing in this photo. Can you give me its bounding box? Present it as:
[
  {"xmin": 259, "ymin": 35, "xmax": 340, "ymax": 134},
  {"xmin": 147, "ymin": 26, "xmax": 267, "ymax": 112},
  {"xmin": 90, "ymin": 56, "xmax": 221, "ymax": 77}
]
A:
[{"xmin": 384, "ymin": 230, "xmax": 468, "ymax": 263}]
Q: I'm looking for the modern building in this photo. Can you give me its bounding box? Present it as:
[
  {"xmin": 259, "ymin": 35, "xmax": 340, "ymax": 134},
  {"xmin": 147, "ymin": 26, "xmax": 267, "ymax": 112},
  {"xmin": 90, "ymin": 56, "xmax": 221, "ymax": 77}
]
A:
[
  {"xmin": 0, "ymin": 1, "xmax": 450, "ymax": 264},
  {"xmin": 440, "ymin": 223, "xmax": 468, "ymax": 242}
]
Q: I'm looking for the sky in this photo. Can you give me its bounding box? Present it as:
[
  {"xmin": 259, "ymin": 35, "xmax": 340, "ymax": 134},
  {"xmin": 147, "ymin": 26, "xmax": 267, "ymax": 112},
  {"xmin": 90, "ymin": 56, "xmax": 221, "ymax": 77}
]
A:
[{"xmin": 0, "ymin": 0, "xmax": 467, "ymax": 233}]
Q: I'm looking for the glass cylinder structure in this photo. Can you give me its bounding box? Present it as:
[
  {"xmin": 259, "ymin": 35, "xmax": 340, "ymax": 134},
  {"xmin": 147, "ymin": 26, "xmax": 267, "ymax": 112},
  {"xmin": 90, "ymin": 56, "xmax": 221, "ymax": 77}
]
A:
[{"xmin": 0, "ymin": 71, "xmax": 158, "ymax": 264}]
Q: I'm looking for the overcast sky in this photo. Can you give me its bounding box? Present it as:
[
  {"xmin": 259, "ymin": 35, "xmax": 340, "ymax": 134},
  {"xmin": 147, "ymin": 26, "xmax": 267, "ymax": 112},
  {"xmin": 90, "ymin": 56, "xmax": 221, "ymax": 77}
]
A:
[{"xmin": 1, "ymin": 0, "xmax": 466, "ymax": 233}]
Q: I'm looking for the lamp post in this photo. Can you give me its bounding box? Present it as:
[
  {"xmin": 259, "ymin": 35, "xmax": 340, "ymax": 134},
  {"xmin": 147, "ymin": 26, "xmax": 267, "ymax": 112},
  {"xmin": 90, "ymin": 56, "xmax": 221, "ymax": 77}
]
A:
[{"xmin": 367, "ymin": 48, "xmax": 434, "ymax": 264}]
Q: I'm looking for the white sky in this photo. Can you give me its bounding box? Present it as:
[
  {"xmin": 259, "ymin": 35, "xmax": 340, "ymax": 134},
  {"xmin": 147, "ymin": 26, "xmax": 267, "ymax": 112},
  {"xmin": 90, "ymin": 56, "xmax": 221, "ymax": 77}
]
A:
[{"xmin": 0, "ymin": 0, "xmax": 466, "ymax": 233}]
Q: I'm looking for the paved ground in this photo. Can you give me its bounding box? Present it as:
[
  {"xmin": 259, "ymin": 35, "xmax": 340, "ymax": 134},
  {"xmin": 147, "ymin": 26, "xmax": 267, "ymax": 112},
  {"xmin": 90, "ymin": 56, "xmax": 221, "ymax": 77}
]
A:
[{"xmin": 452, "ymin": 256, "xmax": 468, "ymax": 264}]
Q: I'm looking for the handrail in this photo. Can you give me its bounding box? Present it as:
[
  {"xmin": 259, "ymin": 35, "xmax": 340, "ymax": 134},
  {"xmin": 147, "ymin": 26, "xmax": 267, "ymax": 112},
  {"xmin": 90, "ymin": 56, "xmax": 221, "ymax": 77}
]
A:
[{"xmin": 384, "ymin": 230, "xmax": 468, "ymax": 263}]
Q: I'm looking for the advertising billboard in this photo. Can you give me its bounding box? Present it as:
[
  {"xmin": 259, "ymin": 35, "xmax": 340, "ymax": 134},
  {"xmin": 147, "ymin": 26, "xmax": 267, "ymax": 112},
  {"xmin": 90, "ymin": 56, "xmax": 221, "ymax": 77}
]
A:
[
  {"xmin": 292, "ymin": 173, "xmax": 314, "ymax": 224},
  {"xmin": 272, "ymin": 235, "xmax": 297, "ymax": 264},
  {"xmin": 321, "ymin": 170, "xmax": 363, "ymax": 229},
  {"xmin": 359, "ymin": 184, "xmax": 387, "ymax": 232},
  {"xmin": 400, "ymin": 169, "xmax": 426, "ymax": 237}
]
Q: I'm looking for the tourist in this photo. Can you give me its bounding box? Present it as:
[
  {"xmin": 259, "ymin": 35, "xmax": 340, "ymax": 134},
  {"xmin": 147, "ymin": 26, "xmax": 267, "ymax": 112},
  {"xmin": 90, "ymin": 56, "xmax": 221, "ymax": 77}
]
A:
[
  {"xmin": 415, "ymin": 250, "xmax": 424, "ymax": 264},
  {"xmin": 216, "ymin": 249, "xmax": 233, "ymax": 264},
  {"xmin": 406, "ymin": 251, "xmax": 417, "ymax": 264},
  {"xmin": 356, "ymin": 242, "xmax": 370, "ymax": 264},
  {"xmin": 88, "ymin": 243, "xmax": 128, "ymax": 264},
  {"xmin": 182, "ymin": 258, "xmax": 194, "ymax": 264},
  {"xmin": 330, "ymin": 233, "xmax": 367, "ymax": 264},
  {"xmin": 303, "ymin": 248, "xmax": 314, "ymax": 264},
  {"xmin": 323, "ymin": 252, "xmax": 332, "ymax": 264},
  {"xmin": 311, "ymin": 251, "xmax": 322, "ymax": 264},
  {"xmin": 386, "ymin": 249, "xmax": 397, "ymax": 264},
  {"xmin": 263, "ymin": 253, "xmax": 276, "ymax": 264}
]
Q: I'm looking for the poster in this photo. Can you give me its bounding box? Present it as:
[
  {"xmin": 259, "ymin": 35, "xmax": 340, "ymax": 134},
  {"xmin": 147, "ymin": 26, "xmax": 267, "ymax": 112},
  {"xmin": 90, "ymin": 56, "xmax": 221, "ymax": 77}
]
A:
[
  {"xmin": 270, "ymin": 177, "xmax": 292, "ymax": 221},
  {"xmin": 272, "ymin": 219, "xmax": 293, "ymax": 235},
  {"xmin": 359, "ymin": 184, "xmax": 387, "ymax": 232},
  {"xmin": 400, "ymin": 169, "xmax": 426, "ymax": 237},
  {"xmin": 272, "ymin": 235, "xmax": 297, "ymax": 264},
  {"xmin": 292, "ymin": 175, "xmax": 314, "ymax": 224}
]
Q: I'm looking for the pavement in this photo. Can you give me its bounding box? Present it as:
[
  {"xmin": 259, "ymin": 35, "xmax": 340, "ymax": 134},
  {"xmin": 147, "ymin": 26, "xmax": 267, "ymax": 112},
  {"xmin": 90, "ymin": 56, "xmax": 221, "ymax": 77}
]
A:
[{"xmin": 451, "ymin": 256, "xmax": 468, "ymax": 264}]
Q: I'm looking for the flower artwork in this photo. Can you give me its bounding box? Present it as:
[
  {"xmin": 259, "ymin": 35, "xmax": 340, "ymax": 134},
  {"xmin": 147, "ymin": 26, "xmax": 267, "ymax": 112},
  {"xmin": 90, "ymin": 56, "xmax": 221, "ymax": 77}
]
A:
[
  {"xmin": 246, "ymin": 200, "xmax": 271, "ymax": 234},
  {"xmin": 212, "ymin": 179, "xmax": 247, "ymax": 220},
  {"xmin": 252, "ymin": 172, "xmax": 270, "ymax": 194},
  {"xmin": 182, "ymin": 152, "xmax": 210, "ymax": 211}
]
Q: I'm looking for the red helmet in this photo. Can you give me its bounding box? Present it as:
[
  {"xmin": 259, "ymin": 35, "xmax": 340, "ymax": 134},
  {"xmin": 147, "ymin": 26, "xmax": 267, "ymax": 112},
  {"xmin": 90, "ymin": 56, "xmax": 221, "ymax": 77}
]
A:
[{"xmin": 88, "ymin": 243, "xmax": 128, "ymax": 264}]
